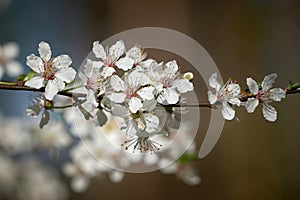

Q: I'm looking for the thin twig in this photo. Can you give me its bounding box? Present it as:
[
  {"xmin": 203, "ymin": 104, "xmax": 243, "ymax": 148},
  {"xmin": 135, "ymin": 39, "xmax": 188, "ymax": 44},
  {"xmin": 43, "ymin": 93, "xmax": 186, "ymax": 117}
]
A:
[{"xmin": 0, "ymin": 83, "xmax": 299, "ymax": 108}]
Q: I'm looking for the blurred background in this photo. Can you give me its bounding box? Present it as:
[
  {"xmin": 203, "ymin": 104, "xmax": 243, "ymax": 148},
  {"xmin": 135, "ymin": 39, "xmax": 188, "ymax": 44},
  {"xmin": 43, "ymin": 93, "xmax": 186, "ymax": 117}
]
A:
[{"xmin": 0, "ymin": 0, "xmax": 300, "ymax": 199}]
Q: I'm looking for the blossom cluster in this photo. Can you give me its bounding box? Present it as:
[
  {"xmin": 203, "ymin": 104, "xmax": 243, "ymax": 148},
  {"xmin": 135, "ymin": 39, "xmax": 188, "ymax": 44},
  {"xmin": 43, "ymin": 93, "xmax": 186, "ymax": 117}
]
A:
[{"xmin": 207, "ymin": 72, "xmax": 286, "ymax": 122}]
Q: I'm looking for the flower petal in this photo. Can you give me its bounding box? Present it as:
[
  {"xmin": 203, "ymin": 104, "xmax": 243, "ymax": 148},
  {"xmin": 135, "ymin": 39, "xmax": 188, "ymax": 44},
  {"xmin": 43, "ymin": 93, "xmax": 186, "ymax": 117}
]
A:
[
  {"xmin": 157, "ymin": 88, "xmax": 179, "ymax": 105},
  {"xmin": 53, "ymin": 55, "xmax": 72, "ymax": 68},
  {"xmin": 55, "ymin": 67, "xmax": 76, "ymax": 83},
  {"xmin": 86, "ymin": 90, "xmax": 98, "ymax": 107},
  {"xmin": 144, "ymin": 113, "xmax": 159, "ymax": 133},
  {"xmin": 246, "ymin": 77, "xmax": 258, "ymax": 95},
  {"xmin": 269, "ymin": 88, "xmax": 286, "ymax": 102},
  {"xmin": 111, "ymin": 104, "xmax": 129, "ymax": 117},
  {"xmin": 25, "ymin": 75, "xmax": 45, "ymax": 89},
  {"xmin": 5, "ymin": 61, "xmax": 23, "ymax": 77},
  {"xmin": 109, "ymin": 40, "xmax": 125, "ymax": 60},
  {"xmin": 166, "ymin": 60, "xmax": 178, "ymax": 74},
  {"xmin": 107, "ymin": 93, "xmax": 126, "ymax": 103},
  {"xmin": 137, "ymin": 86, "xmax": 155, "ymax": 100},
  {"xmin": 39, "ymin": 110, "xmax": 50, "ymax": 129},
  {"xmin": 129, "ymin": 97, "xmax": 143, "ymax": 113},
  {"xmin": 174, "ymin": 78, "xmax": 194, "ymax": 93},
  {"xmin": 262, "ymin": 73, "xmax": 277, "ymax": 91},
  {"xmin": 207, "ymin": 91, "xmax": 217, "ymax": 104},
  {"xmin": 26, "ymin": 54, "xmax": 43, "ymax": 73},
  {"xmin": 101, "ymin": 66, "xmax": 115, "ymax": 78},
  {"xmin": 228, "ymin": 97, "xmax": 241, "ymax": 106},
  {"xmin": 115, "ymin": 57, "xmax": 134, "ymax": 71},
  {"xmin": 125, "ymin": 121, "xmax": 137, "ymax": 137},
  {"xmin": 221, "ymin": 101, "xmax": 235, "ymax": 120},
  {"xmin": 3, "ymin": 42, "xmax": 19, "ymax": 59},
  {"xmin": 208, "ymin": 72, "xmax": 221, "ymax": 91},
  {"xmin": 262, "ymin": 103, "xmax": 277, "ymax": 122},
  {"xmin": 26, "ymin": 104, "xmax": 42, "ymax": 116},
  {"xmin": 45, "ymin": 80, "xmax": 59, "ymax": 100},
  {"xmin": 92, "ymin": 41, "xmax": 106, "ymax": 60},
  {"xmin": 227, "ymin": 83, "xmax": 241, "ymax": 97},
  {"xmin": 245, "ymin": 97, "xmax": 259, "ymax": 113},
  {"xmin": 38, "ymin": 41, "xmax": 52, "ymax": 62},
  {"xmin": 110, "ymin": 75, "xmax": 126, "ymax": 92}
]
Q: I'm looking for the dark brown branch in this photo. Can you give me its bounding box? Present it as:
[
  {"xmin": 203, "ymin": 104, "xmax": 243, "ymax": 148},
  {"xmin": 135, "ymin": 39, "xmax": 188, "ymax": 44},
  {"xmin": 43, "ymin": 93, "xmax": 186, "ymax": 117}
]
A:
[
  {"xmin": 0, "ymin": 83, "xmax": 299, "ymax": 108},
  {"xmin": 0, "ymin": 84, "xmax": 85, "ymax": 98}
]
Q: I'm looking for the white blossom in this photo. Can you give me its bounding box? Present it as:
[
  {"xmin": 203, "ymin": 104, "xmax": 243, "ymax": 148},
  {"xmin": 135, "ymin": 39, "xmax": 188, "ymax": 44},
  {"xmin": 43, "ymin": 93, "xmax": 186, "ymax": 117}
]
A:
[
  {"xmin": 79, "ymin": 59, "xmax": 108, "ymax": 107},
  {"xmin": 147, "ymin": 60, "xmax": 194, "ymax": 105},
  {"xmin": 207, "ymin": 72, "xmax": 241, "ymax": 120},
  {"xmin": 107, "ymin": 69, "xmax": 154, "ymax": 113},
  {"xmin": 245, "ymin": 73, "xmax": 286, "ymax": 122},
  {"xmin": 92, "ymin": 40, "xmax": 126, "ymax": 76},
  {"xmin": 25, "ymin": 41, "xmax": 76, "ymax": 100},
  {"xmin": 0, "ymin": 42, "xmax": 23, "ymax": 79}
]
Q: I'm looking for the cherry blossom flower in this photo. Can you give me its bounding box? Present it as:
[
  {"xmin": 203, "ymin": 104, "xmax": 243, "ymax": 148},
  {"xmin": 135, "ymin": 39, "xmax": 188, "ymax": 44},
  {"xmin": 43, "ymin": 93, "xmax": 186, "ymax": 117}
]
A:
[
  {"xmin": 25, "ymin": 41, "xmax": 76, "ymax": 100},
  {"xmin": 111, "ymin": 99, "xmax": 159, "ymax": 138},
  {"xmin": 115, "ymin": 44, "xmax": 147, "ymax": 70},
  {"xmin": 92, "ymin": 40, "xmax": 126, "ymax": 76},
  {"xmin": 107, "ymin": 69, "xmax": 154, "ymax": 113},
  {"xmin": 147, "ymin": 60, "xmax": 194, "ymax": 105},
  {"xmin": 26, "ymin": 96, "xmax": 51, "ymax": 128},
  {"xmin": 0, "ymin": 42, "xmax": 23, "ymax": 80},
  {"xmin": 245, "ymin": 73, "xmax": 286, "ymax": 122},
  {"xmin": 207, "ymin": 72, "xmax": 241, "ymax": 120},
  {"xmin": 79, "ymin": 59, "xmax": 108, "ymax": 107}
]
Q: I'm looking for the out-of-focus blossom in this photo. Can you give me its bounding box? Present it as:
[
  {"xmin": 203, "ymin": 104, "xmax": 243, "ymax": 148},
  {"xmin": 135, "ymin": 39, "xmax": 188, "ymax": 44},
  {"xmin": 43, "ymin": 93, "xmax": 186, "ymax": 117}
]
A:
[{"xmin": 0, "ymin": 42, "xmax": 23, "ymax": 79}]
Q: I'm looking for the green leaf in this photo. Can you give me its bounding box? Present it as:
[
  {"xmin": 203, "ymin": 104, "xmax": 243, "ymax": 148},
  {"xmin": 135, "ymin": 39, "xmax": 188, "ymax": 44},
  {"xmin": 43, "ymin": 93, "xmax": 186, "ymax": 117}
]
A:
[
  {"xmin": 287, "ymin": 80, "xmax": 300, "ymax": 90},
  {"xmin": 24, "ymin": 70, "xmax": 36, "ymax": 81},
  {"xmin": 287, "ymin": 80, "xmax": 294, "ymax": 90},
  {"xmin": 177, "ymin": 153, "xmax": 198, "ymax": 164},
  {"xmin": 17, "ymin": 74, "xmax": 27, "ymax": 82},
  {"xmin": 292, "ymin": 82, "xmax": 300, "ymax": 90},
  {"xmin": 78, "ymin": 105, "xmax": 93, "ymax": 120}
]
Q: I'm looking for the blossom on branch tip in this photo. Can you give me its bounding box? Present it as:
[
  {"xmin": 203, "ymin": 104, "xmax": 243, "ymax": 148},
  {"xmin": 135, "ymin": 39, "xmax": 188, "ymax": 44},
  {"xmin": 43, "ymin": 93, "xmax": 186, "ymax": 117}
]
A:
[
  {"xmin": 207, "ymin": 72, "xmax": 241, "ymax": 120},
  {"xmin": 24, "ymin": 41, "xmax": 76, "ymax": 100},
  {"xmin": 245, "ymin": 73, "xmax": 286, "ymax": 122}
]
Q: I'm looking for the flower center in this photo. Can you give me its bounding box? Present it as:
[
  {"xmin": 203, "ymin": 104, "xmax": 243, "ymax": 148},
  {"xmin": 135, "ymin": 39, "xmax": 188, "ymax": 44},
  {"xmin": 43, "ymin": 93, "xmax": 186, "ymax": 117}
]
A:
[
  {"xmin": 161, "ymin": 77, "xmax": 172, "ymax": 88},
  {"xmin": 43, "ymin": 62, "xmax": 55, "ymax": 80}
]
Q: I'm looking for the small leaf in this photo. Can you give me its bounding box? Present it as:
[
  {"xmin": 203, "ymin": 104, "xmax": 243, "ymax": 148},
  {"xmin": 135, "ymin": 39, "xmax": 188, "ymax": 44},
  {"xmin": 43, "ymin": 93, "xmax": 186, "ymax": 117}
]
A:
[
  {"xmin": 292, "ymin": 82, "xmax": 300, "ymax": 90},
  {"xmin": 39, "ymin": 110, "xmax": 50, "ymax": 129},
  {"xmin": 287, "ymin": 80, "xmax": 294, "ymax": 90},
  {"xmin": 17, "ymin": 74, "xmax": 27, "ymax": 82},
  {"xmin": 24, "ymin": 70, "xmax": 36, "ymax": 81},
  {"xmin": 78, "ymin": 105, "xmax": 93, "ymax": 120},
  {"xmin": 177, "ymin": 153, "xmax": 198, "ymax": 164},
  {"xmin": 96, "ymin": 109, "xmax": 108, "ymax": 126}
]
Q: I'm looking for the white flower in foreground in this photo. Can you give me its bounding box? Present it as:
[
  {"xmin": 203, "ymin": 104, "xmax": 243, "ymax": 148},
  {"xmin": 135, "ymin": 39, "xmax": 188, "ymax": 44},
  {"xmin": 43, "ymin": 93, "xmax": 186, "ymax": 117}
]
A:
[
  {"xmin": 245, "ymin": 73, "xmax": 286, "ymax": 122},
  {"xmin": 0, "ymin": 42, "xmax": 23, "ymax": 79},
  {"xmin": 111, "ymin": 99, "xmax": 159, "ymax": 138},
  {"xmin": 207, "ymin": 72, "xmax": 241, "ymax": 120},
  {"xmin": 149, "ymin": 60, "xmax": 194, "ymax": 105},
  {"xmin": 115, "ymin": 44, "xmax": 147, "ymax": 70},
  {"xmin": 79, "ymin": 59, "xmax": 107, "ymax": 107},
  {"xmin": 107, "ymin": 69, "xmax": 154, "ymax": 113},
  {"xmin": 92, "ymin": 40, "xmax": 126, "ymax": 77},
  {"xmin": 25, "ymin": 41, "xmax": 76, "ymax": 100}
]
